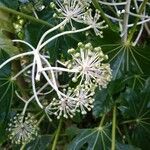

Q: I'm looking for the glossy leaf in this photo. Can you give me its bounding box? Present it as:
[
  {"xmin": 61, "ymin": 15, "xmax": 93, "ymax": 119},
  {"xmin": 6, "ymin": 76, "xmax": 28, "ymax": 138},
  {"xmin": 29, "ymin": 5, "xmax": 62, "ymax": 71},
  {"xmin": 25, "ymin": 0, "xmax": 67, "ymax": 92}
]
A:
[
  {"xmin": 119, "ymin": 78, "xmax": 150, "ymax": 149},
  {"xmin": 0, "ymin": 50, "xmax": 14, "ymax": 143},
  {"xmin": 93, "ymin": 80, "xmax": 125, "ymax": 118},
  {"xmin": 25, "ymin": 135, "xmax": 52, "ymax": 150},
  {"xmin": 103, "ymin": 44, "xmax": 150, "ymax": 80},
  {"xmin": 68, "ymin": 124, "xmax": 111, "ymax": 150}
]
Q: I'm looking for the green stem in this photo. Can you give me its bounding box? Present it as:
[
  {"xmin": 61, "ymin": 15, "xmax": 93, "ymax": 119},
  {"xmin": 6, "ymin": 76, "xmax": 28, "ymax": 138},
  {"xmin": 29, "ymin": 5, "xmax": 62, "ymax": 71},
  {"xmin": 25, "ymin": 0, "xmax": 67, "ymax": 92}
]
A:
[
  {"xmin": 37, "ymin": 115, "xmax": 45, "ymax": 126},
  {"xmin": 51, "ymin": 119, "xmax": 63, "ymax": 150},
  {"xmin": 122, "ymin": 0, "xmax": 131, "ymax": 43},
  {"xmin": 20, "ymin": 143, "xmax": 26, "ymax": 150},
  {"xmin": 127, "ymin": 0, "xmax": 148, "ymax": 43},
  {"xmin": 99, "ymin": 114, "xmax": 106, "ymax": 127},
  {"xmin": 0, "ymin": 6, "xmax": 52, "ymax": 28},
  {"xmin": 111, "ymin": 105, "xmax": 116, "ymax": 150},
  {"xmin": 123, "ymin": 124, "xmax": 132, "ymax": 145},
  {"xmin": 121, "ymin": 119, "xmax": 136, "ymax": 124},
  {"xmin": 92, "ymin": 0, "xmax": 113, "ymax": 30}
]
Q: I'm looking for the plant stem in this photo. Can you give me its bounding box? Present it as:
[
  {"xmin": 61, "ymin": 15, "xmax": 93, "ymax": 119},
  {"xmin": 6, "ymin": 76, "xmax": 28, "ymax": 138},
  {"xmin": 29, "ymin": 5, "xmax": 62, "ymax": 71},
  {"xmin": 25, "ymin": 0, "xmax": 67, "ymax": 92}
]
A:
[
  {"xmin": 127, "ymin": 0, "xmax": 148, "ymax": 43},
  {"xmin": 0, "ymin": 6, "xmax": 52, "ymax": 28},
  {"xmin": 99, "ymin": 114, "xmax": 106, "ymax": 127},
  {"xmin": 20, "ymin": 143, "xmax": 26, "ymax": 150},
  {"xmin": 92, "ymin": 0, "xmax": 114, "ymax": 30},
  {"xmin": 123, "ymin": 124, "xmax": 132, "ymax": 145},
  {"xmin": 51, "ymin": 119, "xmax": 63, "ymax": 150},
  {"xmin": 111, "ymin": 105, "xmax": 116, "ymax": 150},
  {"xmin": 121, "ymin": 119, "xmax": 136, "ymax": 124},
  {"xmin": 37, "ymin": 115, "xmax": 45, "ymax": 126},
  {"xmin": 122, "ymin": 0, "xmax": 131, "ymax": 43},
  {"xmin": 39, "ymin": 26, "xmax": 92, "ymax": 50}
]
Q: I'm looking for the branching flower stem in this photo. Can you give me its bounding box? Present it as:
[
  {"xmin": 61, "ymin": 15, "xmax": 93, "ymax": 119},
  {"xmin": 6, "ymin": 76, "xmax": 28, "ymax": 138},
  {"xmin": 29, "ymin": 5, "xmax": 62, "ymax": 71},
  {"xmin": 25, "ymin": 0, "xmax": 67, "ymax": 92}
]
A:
[
  {"xmin": 31, "ymin": 58, "xmax": 43, "ymax": 109},
  {"xmin": 22, "ymin": 83, "xmax": 49, "ymax": 116},
  {"xmin": 92, "ymin": 0, "xmax": 113, "ymax": 30},
  {"xmin": 12, "ymin": 63, "xmax": 33, "ymax": 80},
  {"xmin": 42, "ymin": 67, "xmax": 78, "ymax": 73},
  {"xmin": 42, "ymin": 70, "xmax": 76, "ymax": 101},
  {"xmin": 36, "ymin": 18, "xmax": 68, "ymax": 49},
  {"xmin": 39, "ymin": 55, "xmax": 63, "ymax": 99},
  {"xmin": 38, "ymin": 26, "xmax": 92, "ymax": 51},
  {"xmin": 127, "ymin": 0, "xmax": 148, "ymax": 43},
  {"xmin": 10, "ymin": 26, "xmax": 94, "ymax": 109},
  {"xmin": 99, "ymin": 1, "xmax": 127, "ymax": 6},
  {"xmin": 0, "ymin": 51, "xmax": 34, "ymax": 69},
  {"xmin": 132, "ymin": 9, "xmax": 145, "ymax": 46},
  {"xmin": 13, "ymin": 39, "xmax": 35, "ymax": 51},
  {"xmin": 127, "ymin": 18, "xmax": 150, "ymax": 27}
]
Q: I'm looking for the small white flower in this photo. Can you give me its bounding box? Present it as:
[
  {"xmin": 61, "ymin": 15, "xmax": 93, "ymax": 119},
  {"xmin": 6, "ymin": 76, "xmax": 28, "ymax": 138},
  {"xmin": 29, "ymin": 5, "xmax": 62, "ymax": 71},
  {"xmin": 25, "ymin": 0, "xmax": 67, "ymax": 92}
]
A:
[
  {"xmin": 7, "ymin": 113, "xmax": 39, "ymax": 144},
  {"xmin": 74, "ymin": 84, "xmax": 95, "ymax": 114},
  {"xmin": 45, "ymin": 88, "xmax": 76, "ymax": 119},
  {"xmin": 83, "ymin": 9, "xmax": 108, "ymax": 37},
  {"xmin": 52, "ymin": 0, "xmax": 89, "ymax": 29},
  {"xmin": 67, "ymin": 42, "xmax": 112, "ymax": 89},
  {"xmin": 45, "ymin": 84, "xmax": 96, "ymax": 119}
]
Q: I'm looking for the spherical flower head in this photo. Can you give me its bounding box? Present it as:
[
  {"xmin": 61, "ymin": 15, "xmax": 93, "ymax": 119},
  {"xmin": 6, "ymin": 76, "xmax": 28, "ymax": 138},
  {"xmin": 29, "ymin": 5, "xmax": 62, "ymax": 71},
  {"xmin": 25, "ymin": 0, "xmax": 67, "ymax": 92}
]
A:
[
  {"xmin": 51, "ymin": 0, "xmax": 90, "ymax": 29},
  {"xmin": 74, "ymin": 84, "xmax": 95, "ymax": 115},
  {"xmin": 83, "ymin": 9, "xmax": 108, "ymax": 37},
  {"xmin": 45, "ymin": 88, "xmax": 76, "ymax": 119},
  {"xmin": 67, "ymin": 42, "xmax": 112, "ymax": 89},
  {"xmin": 7, "ymin": 113, "xmax": 39, "ymax": 144}
]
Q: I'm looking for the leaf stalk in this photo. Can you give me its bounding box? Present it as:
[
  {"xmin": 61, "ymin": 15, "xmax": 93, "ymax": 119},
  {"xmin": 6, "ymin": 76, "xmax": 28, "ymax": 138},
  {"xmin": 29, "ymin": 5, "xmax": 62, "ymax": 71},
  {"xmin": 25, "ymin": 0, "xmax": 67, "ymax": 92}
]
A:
[
  {"xmin": 111, "ymin": 105, "xmax": 116, "ymax": 150},
  {"xmin": 51, "ymin": 119, "xmax": 63, "ymax": 150}
]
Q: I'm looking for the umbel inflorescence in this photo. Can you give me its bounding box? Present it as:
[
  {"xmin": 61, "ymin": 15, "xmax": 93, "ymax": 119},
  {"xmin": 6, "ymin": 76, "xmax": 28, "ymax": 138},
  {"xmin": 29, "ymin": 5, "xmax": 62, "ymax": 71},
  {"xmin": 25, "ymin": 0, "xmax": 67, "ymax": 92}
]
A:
[
  {"xmin": 7, "ymin": 113, "xmax": 39, "ymax": 144},
  {"xmin": 44, "ymin": 43, "xmax": 112, "ymax": 119},
  {"xmin": 0, "ymin": 0, "xmax": 112, "ymax": 144}
]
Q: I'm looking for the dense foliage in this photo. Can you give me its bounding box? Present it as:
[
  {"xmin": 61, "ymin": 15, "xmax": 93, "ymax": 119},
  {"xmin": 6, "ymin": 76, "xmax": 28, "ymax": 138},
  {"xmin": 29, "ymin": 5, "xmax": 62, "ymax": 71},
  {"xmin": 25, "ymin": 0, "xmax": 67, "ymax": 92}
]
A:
[{"xmin": 0, "ymin": 0, "xmax": 150, "ymax": 150}]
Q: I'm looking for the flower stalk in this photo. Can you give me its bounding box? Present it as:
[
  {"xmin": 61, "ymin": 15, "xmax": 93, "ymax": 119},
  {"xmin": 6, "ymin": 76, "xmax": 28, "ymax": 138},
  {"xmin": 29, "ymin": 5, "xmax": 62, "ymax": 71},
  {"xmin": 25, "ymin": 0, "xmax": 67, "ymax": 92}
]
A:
[
  {"xmin": 127, "ymin": 0, "xmax": 148, "ymax": 43},
  {"xmin": 92, "ymin": 0, "xmax": 113, "ymax": 30}
]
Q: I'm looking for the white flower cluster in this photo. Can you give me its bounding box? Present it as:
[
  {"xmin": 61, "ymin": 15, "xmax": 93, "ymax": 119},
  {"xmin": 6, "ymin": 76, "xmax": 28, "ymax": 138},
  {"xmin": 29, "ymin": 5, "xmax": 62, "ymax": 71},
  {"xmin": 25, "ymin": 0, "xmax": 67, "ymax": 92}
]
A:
[
  {"xmin": 45, "ymin": 84, "xmax": 95, "ymax": 119},
  {"xmin": 43, "ymin": 43, "xmax": 112, "ymax": 120},
  {"xmin": 67, "ymin": 42, "xmax": 112, "ymax": 89},
  {"xmin": 0, "ymin": 0, "xmax": 112, "ymax": 144},
  {"xmin": 7, "ymin": 113, "xmax": 39, "ymax": 144},
  {"xmin": 50, "ymin": 0, "xmax": 107, "ymax": 34}
]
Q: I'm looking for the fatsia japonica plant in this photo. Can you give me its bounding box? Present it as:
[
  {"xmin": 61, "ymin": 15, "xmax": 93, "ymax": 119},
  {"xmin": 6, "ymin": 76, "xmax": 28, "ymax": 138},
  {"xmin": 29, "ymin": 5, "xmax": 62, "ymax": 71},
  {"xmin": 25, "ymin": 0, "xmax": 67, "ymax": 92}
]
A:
[{"xmin": 0, "ymin": 0, "xmax": 150, "ymax": 149}]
